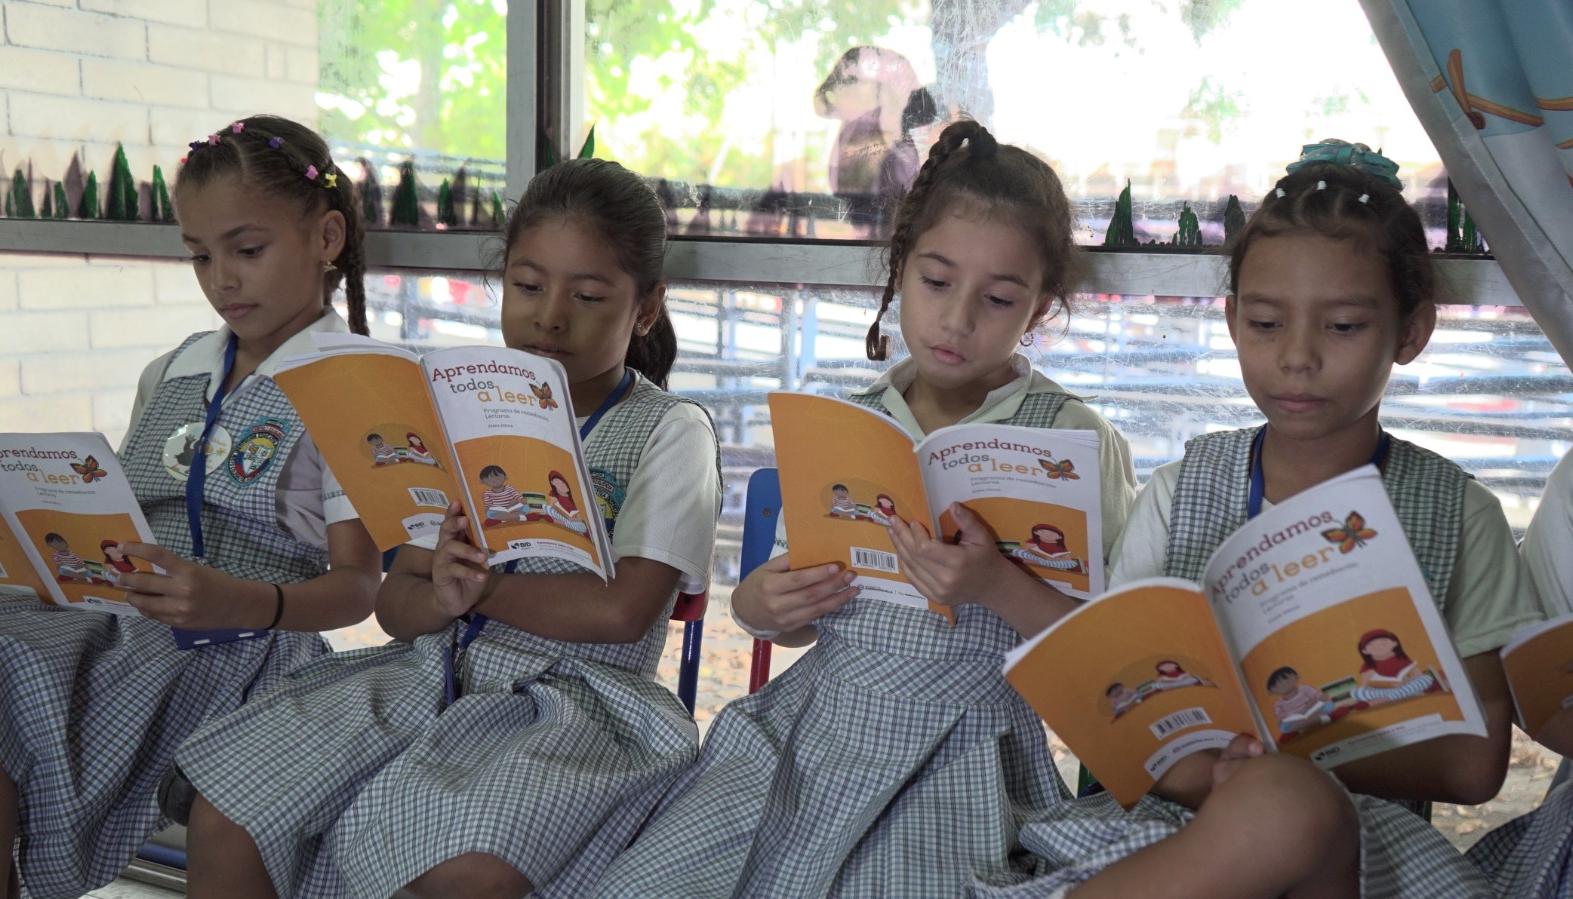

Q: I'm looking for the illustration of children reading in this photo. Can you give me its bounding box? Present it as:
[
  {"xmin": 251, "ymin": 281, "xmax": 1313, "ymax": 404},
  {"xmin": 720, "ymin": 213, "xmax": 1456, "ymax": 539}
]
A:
[
  {"xmin": 1350, "ymin": 629, "xmax": 1442, "ymax": 704},
  {"xmin": 1267, "ymin": 666, "xmax": 1342, "ymax": 735},
  {"xmin": 542, "ymin": 470, "xmax": 590, "ymax": 535},
  {"xmin": 401, "ymin": 432, "xmax": 439, "ymax": 466},
  {"xmin": 1151, "ymin": 660, "xmax": 1211, "ymax": 692},
  {"xmin": 828, "ymin": 484, "xmax": 860, "ymax": 519},
  {"xmin": 869, "ymin": 494, "xmax": 898, "ymax": 526},
  {"xmin": 366, "ymin": 433, "xmax": 400, "ymax": 466},
  {"xmin": 45, "ymin": 533, "xmax": 90, "ymax": 583},
  {"xmin": 1010, "ymin": 523, "xmax": 1087, "ymax": 574},
  {"xmin": 479, "ymin": 465, "xmax": 530, "ymax": 526},
  {"xmin": 1106, "ymin": 682, "xmax": 1143, "ymax": 719}
]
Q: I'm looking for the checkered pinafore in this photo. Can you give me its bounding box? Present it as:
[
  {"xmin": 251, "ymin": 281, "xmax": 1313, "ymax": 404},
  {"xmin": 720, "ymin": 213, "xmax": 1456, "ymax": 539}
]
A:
[
  {"xmin": 0, "ymin": 331, "xmax": 333, "ymax": 899},
  {"xmin": 592, "ymin": 386, "xmax": 1091, "ymax": 899},
  {"xmin": 977, "ymin": 427, "xmax": 1491, "ymax": 899},
  {"xmin": 176, "ymin": 374, "xmax": 721, "ymax": 898}
]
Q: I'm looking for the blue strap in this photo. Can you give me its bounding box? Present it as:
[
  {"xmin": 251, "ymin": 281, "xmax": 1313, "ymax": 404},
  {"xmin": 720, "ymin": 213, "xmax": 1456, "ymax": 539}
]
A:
[
  {"xmin": 1248, "ymin": 426, "xmax": 1390, "ymax": 519},
  {"xmin": 443, "ymin": 367, "xmax": 635, "ymax": 707},
  {"xmin": 184, "ymin": 334, "xmax": 239, "ymax": 560}
]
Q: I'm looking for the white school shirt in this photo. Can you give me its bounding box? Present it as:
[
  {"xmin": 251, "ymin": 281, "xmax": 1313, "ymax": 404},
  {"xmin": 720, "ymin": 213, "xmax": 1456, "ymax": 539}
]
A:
[
  {"xmin": 734, "ymin": 354, "xmax": 1139, "ymax": 636},
  {"xmin": 409, "ymin": 401, "xmax": 720, "ymax": 596},
  {"xmin": 122, "ymin": 310, "xmax": 360, "ymax": 547},
  {"xmin": 1522, "ymin": 449, "xmax": 1573, "ymax": 615},
  {"xmin": 1108, "ymin": 459, "xmax": 1544, "ymax": 659}
]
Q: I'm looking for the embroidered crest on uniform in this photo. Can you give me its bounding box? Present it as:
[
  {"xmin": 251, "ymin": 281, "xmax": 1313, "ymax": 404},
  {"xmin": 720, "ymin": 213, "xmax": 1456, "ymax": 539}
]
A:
[
  {"xmin": 228, "ymin": 418, "xmax": 289, "ymax": 485},
  {"xmin": 162, "ymin": 422, "xmax": 232, "ymax": 481},
  {"xmin": 589, "ymin": 467, "xmax": 626, "ymax": 536}
]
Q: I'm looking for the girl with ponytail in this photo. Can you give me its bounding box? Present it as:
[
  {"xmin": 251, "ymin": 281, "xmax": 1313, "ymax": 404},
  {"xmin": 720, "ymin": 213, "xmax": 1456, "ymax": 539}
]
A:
[
  {"xmin": 591, "ymin": 120, "xmax": 1139, "ymax": 896},
  {"xmin": 0, "ymin": 113, "xmax": 381, "ymax": 899}
]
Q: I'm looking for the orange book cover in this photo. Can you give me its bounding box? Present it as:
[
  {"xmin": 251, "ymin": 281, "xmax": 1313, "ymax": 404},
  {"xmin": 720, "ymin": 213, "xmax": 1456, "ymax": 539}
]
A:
[
  {"xmin": 0, "ymin": 433, "xmax": 159, "ymax": 614},
  {"xmin": 1500, "ymin": 613, "xmax": 1573, "ymax": 743},
  {"xmin": 1005, "ymin": 466, "xmax": 1485, "ymax": 808},
  {"xmin": 768, "ymin": 393, "xmax": 1106, "ymax": 619},
  {"xmin": 275, "ymin": 338, "xmax": 614, "ymax": 579}
]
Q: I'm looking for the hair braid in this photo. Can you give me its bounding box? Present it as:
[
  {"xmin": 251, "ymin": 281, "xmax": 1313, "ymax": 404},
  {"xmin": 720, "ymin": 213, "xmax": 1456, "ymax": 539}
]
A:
[
  {"xmin": 867, "ymin": 121, "xmax": 982, "ymax": 360},
  {"xmin": 323, "ymin": 164, "xmax": 369, "ymax": 334}
]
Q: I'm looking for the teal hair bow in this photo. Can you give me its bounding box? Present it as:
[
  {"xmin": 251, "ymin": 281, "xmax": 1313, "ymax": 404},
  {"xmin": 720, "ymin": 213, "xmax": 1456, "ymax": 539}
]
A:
[{"xmin": 1285, "ymin": 139, "xmax": 1402, "ymax": 190}]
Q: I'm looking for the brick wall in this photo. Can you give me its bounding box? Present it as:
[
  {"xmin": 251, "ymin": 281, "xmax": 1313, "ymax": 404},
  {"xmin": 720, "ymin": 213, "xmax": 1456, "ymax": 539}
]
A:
[{"xmin": 1, "ymin": 0, "xmax": 319, "ymax": 446}]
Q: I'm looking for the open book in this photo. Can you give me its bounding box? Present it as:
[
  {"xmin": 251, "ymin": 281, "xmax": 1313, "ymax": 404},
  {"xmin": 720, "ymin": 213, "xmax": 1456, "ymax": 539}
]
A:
[
  {"xmin": 1500, "ymin": 613, "xmax": 1573, "ymax": 746},
  {"xmin": 273, "ymin": 337, "xmax": 614, "ymax": 580},
  {"xmin": 1004, "ymin": 466, "xmax": 1485, "ymax": 808},
  {"xmin": 0, "ymin": 433, "xmax": 157, "ymax": 614},
  {"xmin": 769, "ymin": 392, "xmax": 1104, "ymax": 617}
]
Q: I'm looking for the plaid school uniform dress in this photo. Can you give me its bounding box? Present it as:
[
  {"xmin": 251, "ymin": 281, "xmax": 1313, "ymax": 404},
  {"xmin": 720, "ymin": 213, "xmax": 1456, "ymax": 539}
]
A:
[
  {"xmin": 1467, "ymin": 778, "xmax": 1573, "ymax": 898},
  {"xmin": 591, "ymin": 389, "xmax": 1088, "ymax": 898},
  {"xmin": 175, "ymin": 375, "xmax": 722, "ymax": 898},
  {"xmin": 973, "ymin": 427, "xmax": 1493, "ymax": 899},
  {"xmin": 0, "ymin": 331, "xmax": 332, "ymax": 899}
]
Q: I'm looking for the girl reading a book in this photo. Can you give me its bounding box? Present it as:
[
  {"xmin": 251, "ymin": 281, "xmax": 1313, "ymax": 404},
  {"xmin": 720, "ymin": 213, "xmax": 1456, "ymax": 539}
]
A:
[
  {"xmin": 545, "ymin": 470, "xmax": 590, "ymax": 535},
  {"xmin": 0, "ymin": 114, "xmax": 381, "ymax": 899},
  {"xmin": 868, "ymin": 492, "xmax": 899, "ymax": 526},
  {"xmin": 1350, "ymin": 628, "xmax": 1439, "ymax": 705},
  {"xmin": 591, "ymin": 120, "xmax": 1139, "ymax": 897},
  {"xmin": 175, "ymin": 158, "xmax": 721, "ymax": 898},
  {"xmin": 1465, "ymin": 450, "xmax": 1573, "ymax": 898},
  {"xmin": 403, "ymin": 432, "xmax": 437, "ymax": 465},
  {"xmin": 999, "ymin": 141, "xmax": 1546, "ymax": 898}
]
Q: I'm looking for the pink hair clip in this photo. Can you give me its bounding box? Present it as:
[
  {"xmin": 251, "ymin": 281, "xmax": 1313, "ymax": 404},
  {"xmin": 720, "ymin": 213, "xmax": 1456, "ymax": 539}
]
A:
[
  {"xmin": 206, "ymin": 133, "xmax": 220, "ymax": 145},
  {"xmin": 230, "ymin": 122, "xmax": 245, "ymax": 134},
  {"xmin": 304, "ymin": 164, "xmax": 319, "ymax": 181}
]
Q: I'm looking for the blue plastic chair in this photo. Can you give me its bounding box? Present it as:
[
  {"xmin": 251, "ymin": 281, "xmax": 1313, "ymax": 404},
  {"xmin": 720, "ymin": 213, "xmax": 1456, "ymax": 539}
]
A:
[{"xmin": 741, "ymin": 468, "xmax": 781, "ymax": 694}]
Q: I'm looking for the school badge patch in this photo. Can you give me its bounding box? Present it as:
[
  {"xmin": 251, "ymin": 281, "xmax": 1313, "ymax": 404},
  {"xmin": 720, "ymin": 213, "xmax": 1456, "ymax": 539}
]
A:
[
  {"xmin": 590, "ymin": 468, "xmax": 626, "ymax": 536},
  {"xmin": 228, "ymin": 418, "xmax": 289, "ymax": 485}
]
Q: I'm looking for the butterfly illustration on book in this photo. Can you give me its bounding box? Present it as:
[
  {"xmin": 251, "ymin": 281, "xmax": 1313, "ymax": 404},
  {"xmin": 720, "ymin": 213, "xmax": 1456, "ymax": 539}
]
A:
[
  {"xmin": 530, "ymin": 382, "xmax": 559, "ymax": 411},
  {"xmin": 1321, "ymin": 510, "xmax": 1377, "ymax": 554},
  {"xmin": 71, "ymin": 455, "xmax": 108, "ymax": 484},
  {"xmin": 1038, "ymin": 458, "xmax": 1079, "ymax": 480}
]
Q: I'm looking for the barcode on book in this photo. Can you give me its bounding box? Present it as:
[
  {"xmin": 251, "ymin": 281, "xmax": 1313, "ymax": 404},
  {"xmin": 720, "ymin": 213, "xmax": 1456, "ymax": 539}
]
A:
[
  {"xmin": 1149, "ymin": 707, "xmax": 1212, "ymax": 740},
  {"xmin": 851, "ymin": 547, "xmax": 899, "ymax": 574},
  {"xmin": 408, "ymin": 487, "xmax": 449, "ymax": 509}
]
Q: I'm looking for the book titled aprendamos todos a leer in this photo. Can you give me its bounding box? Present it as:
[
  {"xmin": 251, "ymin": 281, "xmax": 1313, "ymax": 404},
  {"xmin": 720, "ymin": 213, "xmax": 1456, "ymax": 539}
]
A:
[
  {"xmin": 768, "ymin": 392, "xmax": 1106, "ymax": 620},
  {"xmin": 1498, "ymin": 612, "xmax": 1573, "ymax": 748},
  {"xmin": 0, "ymin": 432, "xmax": 160, "ymax": 615},
  {"xmin": 272, "ymin": 336, "xmax": 615, "ymax": 580},
  {"xmin": 1004, "ymin": 466, "xmax": 1486, "ymax": 808}
]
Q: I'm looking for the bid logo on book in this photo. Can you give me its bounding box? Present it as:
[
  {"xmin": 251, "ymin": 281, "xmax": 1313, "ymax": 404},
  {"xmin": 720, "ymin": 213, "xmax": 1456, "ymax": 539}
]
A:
[{"xmin": 1321, "ymin": 511, "xmax": 1377, "ymax": 555}]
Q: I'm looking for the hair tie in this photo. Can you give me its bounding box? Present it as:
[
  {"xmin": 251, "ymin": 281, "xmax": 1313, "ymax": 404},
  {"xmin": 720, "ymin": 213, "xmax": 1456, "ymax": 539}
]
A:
[
  {"xmin": 323, "ymin": 171, "xmax": 338, "ymax": 189},
  {"xmin": 1316, "ymin": 180, "xmax": 1327, "ymax": 191},
  {"xmin": 206, "ymin": 133, "xmax": 220, "ymax": 146},
  {"xmin": 1274, "ymin": 187, "xmax": 1286, "ymax": 198},
  {"xmin": 1285, "ymin": 138, "xmax": 1403, "ymax": 190},
  {"xmin": 268, "ymin": 136, "xmax": 284, "ymax": 149},
  {"xmin": 1358, "ymin": 193, "xmax": 1370, "ymax": 204},
  {"xmin": 304, "ymin": 164, "xmax": 319, "ymax": 182},
  {"xmin": 230, "ymin": 121, "xmax": 245, "ymax": 134}
]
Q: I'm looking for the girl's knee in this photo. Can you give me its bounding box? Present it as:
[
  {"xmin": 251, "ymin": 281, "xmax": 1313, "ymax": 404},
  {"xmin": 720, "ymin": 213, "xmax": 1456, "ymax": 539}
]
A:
[
  {"xmin": 404, "ymin": 853, "xmax": 531, "ymax": 899},
  {"xmin": 1215, "ymin": 754, "xmax": 1358, "ymax": 848}
]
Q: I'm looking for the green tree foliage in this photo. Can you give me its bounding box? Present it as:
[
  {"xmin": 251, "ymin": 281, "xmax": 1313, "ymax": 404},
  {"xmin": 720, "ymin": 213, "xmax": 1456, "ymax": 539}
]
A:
[
  {"xmin": 152, "ymin": 165, "xmax": 173, "ymax": 223},
  {"xmin": 53, "ymin": 182, "xmax": 69, "ymax": 219},
  {"xmin": 1222, "ymin": 194, "xmax": 1245, "ymax": 243},
  {"xmin": 79, "ymin": 171, "xmax": 100, "ymax": 219},
  {"xmin": 106, "ymin": 145, "xmax": 138, "ymax": 221},
  {"xmin": 1446, "ymin": 180, "xmax": 1485, "ymax": 254},
  {"xmin": 436, "ymin": 178, "xmax": 455, "ymax": 227},
  {"xmin": 10, "ymin": 170, "xmax": 35, "ymax": 219},
  {"xmin": 390, "ymin": 159, "xmax": 420, "ymax": 227},
  {"xmin": 1104, "ymin": 181, "xmax": 1135, "ymax": 246},
  {"xmin": 1173, "ymin": 202, "xmax": 1201, "ymax": 246}
]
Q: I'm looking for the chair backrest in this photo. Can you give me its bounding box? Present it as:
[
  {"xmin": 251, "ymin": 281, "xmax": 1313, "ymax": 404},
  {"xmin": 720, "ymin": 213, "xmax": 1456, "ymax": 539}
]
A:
[{"xmin": 741, "ymin": 468, "xmax": 781, "ymax": 693}]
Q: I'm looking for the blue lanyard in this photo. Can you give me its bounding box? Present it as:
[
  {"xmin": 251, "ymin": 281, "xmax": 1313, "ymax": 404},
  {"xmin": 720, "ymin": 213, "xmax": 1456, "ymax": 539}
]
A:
[
  {"xmin": 185, "ymin": 334, "xmax": 239, "ymax": 560},
  {"xmin": 444, "ymin": 368, "xmax": 635, "ymax": 706},
  {"xmin": 1247, "ymin": 425, "xmax": 1390, "ymax": 520}
]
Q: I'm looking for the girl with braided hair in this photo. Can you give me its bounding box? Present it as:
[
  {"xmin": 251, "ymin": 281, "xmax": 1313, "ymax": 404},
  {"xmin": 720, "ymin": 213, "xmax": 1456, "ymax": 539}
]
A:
[
  {"xmin": 0, "ymin": 113, "xmax": 381, "ymax": 899},
  {"xmin": 590, "ymin": 120, "xmax": 1137, "ymax": 896}
]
